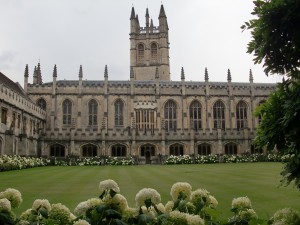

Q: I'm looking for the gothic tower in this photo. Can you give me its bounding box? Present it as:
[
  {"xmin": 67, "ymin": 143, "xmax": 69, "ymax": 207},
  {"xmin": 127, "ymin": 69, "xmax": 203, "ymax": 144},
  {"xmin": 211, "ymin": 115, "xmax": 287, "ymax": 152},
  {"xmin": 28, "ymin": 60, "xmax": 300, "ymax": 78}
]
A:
[{"xmin": 130, "ymin": 5, "xmax": 170, "ymax": 81}]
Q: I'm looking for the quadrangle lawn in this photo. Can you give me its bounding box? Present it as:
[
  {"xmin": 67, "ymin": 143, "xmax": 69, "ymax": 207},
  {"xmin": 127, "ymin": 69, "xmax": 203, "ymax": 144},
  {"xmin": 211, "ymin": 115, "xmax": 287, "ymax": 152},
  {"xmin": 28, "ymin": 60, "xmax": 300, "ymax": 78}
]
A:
[{"xmin": 0, "ymin": 162, "xmax": 299, "ymax": 220}]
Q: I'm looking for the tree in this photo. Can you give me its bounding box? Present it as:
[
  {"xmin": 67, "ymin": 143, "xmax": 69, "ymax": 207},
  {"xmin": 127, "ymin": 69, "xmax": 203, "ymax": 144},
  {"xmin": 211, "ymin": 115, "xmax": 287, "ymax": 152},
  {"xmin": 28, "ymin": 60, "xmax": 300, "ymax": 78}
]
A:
[
  {"xmin": 242, "ymin": 0, "xmax": 300, "ymax": 78},
  {"xmin": 243, "ymin": 0, "xmax": 300, "ymax": 189},
  {"xmin": 255, "ymin": 79, "xmax": 300, "ymax": 189}
]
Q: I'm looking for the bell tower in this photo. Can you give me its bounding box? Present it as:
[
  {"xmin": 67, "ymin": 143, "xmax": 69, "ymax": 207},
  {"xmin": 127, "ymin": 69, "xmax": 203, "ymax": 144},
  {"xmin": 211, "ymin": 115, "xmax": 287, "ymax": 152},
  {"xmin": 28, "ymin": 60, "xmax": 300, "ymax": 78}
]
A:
[{"xmin": 130, "ymin": 5, "xmax": 170, "ymax": 81}]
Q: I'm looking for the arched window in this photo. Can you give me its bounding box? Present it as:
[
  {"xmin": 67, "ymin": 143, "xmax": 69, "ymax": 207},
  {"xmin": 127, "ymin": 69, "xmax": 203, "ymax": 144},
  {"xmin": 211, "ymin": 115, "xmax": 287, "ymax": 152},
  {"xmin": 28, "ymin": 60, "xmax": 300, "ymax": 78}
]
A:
[
  {"xmin": 198, "ymin": 144, "xmax": 211, "ymax": 155},
  {"xmin": 225, "ymin": 143, "xmax": 237, "ymax": 155},
  {"xmin": 137, "ymin": 44, "xmax": 145, "ymax": 63},
  {"xmin": 114, "ymin": 99, "xmax": 124, "ymax": 126},
  {"xmin": 169, "ymin": 144, "xmax": 184, "ymax": 156},
  {"xmin": 151, "ymin": 43, "xmax": 158, "ymax": 62},
  {"xmin": 1, "ymin": 107, "xmax": 8, "ymax": 125},
  {"xmin": 82, "ymin": 144, "xmax": 97, "ymax": 157},
  {"xmin": 63, "ymin": 99, "xmax": 72, "ymax": 125},
  {"xmin": 37, "ymin": 98, "xmax": 47, "ymax": 110},
  {"xmin": 236, "ymin": 101, "xmax": 248, "ymax": 129},
  {"xmin": 50, "ymin": 144, "xmax": 65, "ymax": 157},
  {"xmin": 164, "ymin": 100, "xmax": 177, "ymax": 131},
  {"xmin": 213, "ymin": 100, "xmax": 225, "ymax": 129},
  {"xmin": 88, "ymin": 100, "xmax": 98, "ymax": 126},
  {"xmin": 141, "ymin": 144, "xmax": 155, "ymax": 156},
  {"xmin": 111, "ymin": 144, "xmax": 126, "ymax": 157},
  {"xmin": 189, "ymin": 101, "xmax": 202, "ymax": 130},
  {"xmin": 135, "ymin": 109, "xmax": 155, "ymax": 132}
]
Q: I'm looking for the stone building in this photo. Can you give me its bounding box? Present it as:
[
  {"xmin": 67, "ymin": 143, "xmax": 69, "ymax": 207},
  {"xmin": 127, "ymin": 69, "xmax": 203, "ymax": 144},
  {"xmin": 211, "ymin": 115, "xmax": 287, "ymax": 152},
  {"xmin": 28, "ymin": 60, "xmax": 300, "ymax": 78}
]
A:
[
  {"xmin": 0, "ymin": 72, "xmax": 46, "ymax": 156},
  {"xmin": 1, "ymin": 5, "xmax": 276, "ymax": 163}
]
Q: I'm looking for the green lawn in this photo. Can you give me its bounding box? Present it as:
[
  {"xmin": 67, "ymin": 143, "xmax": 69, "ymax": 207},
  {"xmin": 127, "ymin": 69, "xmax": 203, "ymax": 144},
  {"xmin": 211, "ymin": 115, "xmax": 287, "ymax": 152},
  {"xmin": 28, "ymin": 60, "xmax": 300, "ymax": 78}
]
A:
[{"xmin": 0, "ymin": 163, "xmax": 299, "ymax": 220}]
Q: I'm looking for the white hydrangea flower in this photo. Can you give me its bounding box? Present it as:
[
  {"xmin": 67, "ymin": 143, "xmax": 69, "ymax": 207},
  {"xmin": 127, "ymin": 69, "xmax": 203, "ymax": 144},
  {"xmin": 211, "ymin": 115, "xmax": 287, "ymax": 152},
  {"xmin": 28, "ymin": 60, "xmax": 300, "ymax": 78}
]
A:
[
  {"xmin": 190, "ymin": 188, "xmax": 210, "ymax": 205},
  {"xmin": 170, "ymin": 182, "xmax": 192, "ymax": 201},
  {"xmin": 123, "ymin": 207, "xmax": 138, "ymax": 218},
  {"xmin": 20, "ymin": 209, "xmax": 33, "ymax": 221},
  {"xmin": 135, "ymin": 188, "xmax": 161, "ymax": 207},
  {"xmin": 169, "ymin": 210, "xmax": 187, "ymax": 223},
  {"xmin": 186, "ymin": 214, "xmax": 205, "ymax": 225},
  {"xmin": 156, "ymin": 203, "xmax": 166, "ymax": 213},
  {"xmin": 32, "ymin": 199, "xmax": 51, "ymax": 211},
  {"xmin": 0, "ymin": 198, "xmax": 11, "ymax": 212},
  {"xmin": 239, "ymin": 208, "xmax": 258, "ymax": 220},
  {"xmin": 0, "ymin": 188, "xmax": 22, "ymax": 208},
  {"xmin": 232, "ymin": 196, "xmax": 252, "ymax": 209},
  {"xmin": 86, "ymin": 198, "xmax": 102, "ymax": 208},
  {"xmin": 165, "ymin": 201, "xmax": 174, "ymax": 212},
  {"xmin": 272, "ymin": 208, "xmax": 300, "ymax": 224},
  {"xmin": 99, "ymin": 179, "xmax": 120, "ymax": 193},
  {"xmin": 209, "ymin": 195, "xmax": 218, "ymax": 209},
  {"xmin": 74, "ymin": 201, "xmax": 90, "ymax": 217},
  {"xmin": 109, "ymin": 194, "xmax": 128, "ymax": 212},
  {"xmin": 49, "ymin": 203, "xmax": 71, "ymax": 224},
  {"xmin": 73, "ymin": 219, "xmax": 90, "ymax": 225}
]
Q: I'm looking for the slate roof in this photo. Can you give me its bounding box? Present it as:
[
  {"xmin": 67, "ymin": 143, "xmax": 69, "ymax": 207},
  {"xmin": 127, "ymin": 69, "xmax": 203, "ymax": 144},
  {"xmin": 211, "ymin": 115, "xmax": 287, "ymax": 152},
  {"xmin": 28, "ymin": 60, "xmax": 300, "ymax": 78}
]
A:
[{"xmin": 0, "ymin": 72, "xmax": 27, "ymax": 98}]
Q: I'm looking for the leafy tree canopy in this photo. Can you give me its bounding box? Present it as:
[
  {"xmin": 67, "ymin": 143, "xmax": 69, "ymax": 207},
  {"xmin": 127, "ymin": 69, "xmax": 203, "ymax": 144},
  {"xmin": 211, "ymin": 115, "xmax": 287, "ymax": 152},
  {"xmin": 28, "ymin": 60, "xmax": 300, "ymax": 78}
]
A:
[
  {"xmin": 244, "ymin": 0, "xmax": 300, "ymax": 189},
  {"xmin": 255, "ymin": 79, "xmax": 300, "ymax": 189},
  {"xmin": 242, "ymin": 0, "xmax": 300, "ymax": 77}
]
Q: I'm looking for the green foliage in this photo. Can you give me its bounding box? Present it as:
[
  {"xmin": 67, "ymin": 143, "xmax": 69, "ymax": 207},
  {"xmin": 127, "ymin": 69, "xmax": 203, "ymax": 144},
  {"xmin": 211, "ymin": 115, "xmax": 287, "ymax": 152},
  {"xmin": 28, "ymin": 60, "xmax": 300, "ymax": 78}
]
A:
[
  {"xmin": 242, "ymin": 0, "xmax": 300, "ymax": 77},
  {"xmin": 243, "ymin": 0, "xmax": 300, "ymax": 190},
  {"xmin": 255, "ymin": 79, "xmax": 300, "ymax": 189}
]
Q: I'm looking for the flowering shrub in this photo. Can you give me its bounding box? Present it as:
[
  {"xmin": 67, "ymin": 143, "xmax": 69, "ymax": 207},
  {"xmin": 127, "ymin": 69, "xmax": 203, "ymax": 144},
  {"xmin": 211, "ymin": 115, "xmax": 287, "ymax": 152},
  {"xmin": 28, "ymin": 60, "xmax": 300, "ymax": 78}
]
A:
[
  {"xmin": 0, "ymin": 155, "xmax": 49, "ymax": 171},
  {"xmin": 0, "ymin": 153, "xmax": 292, "ymax": 172},
  {"xmin": 165, "ymin": 153, "xmax": 288, "ymax": 165},
  {"xmin": 1, "ymin": 181, "xmax": 300, "ymax": 225},
  {"xmin": 195, "ymin": 154, "xmax": 219, "ymax": 164},
  {"xmin": 165, "ymin": 155, "xmax": 193, "ymax": 164},
  {"xmin": 105, "ymin": 156, "xmax": 135, "ymax": 166}
]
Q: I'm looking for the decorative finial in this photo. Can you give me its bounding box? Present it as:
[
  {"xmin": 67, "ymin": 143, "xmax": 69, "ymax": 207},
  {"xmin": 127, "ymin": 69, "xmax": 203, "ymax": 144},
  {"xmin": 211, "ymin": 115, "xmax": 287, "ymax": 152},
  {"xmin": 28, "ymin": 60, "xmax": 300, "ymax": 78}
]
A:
[
  {"xmin": 181, "ymin": 67, "xmax": 185, "ymax": 80},
  {"xmin": 79, "ymin": 65, "xmax": 83, "ymax": 78},
  {"xmin": 53, "ymin": 65, "xmax": 57, "ymax": 77},
  {"xmin": 249, "ymin": 69, "xmax": 253, "ymax": 83},
  {"xmin": 24, "ymin": 64, "xmax": 29, "ymax": 78},
  {"xmin": 104, "ymin": 65, "xmax": 108, "ymax": 78},
  {"xmin": 227, "ymin": 69, "xmax": 232, "ymax": 82},
  {"xmin": 37, "ymin": 63, "xmax": 43, "ymax": 84},
  {"xmin": 130, "ymin": 6, "xmax": 135, "ymax": 19},
  {"xmin": 205, "ymin": 67, "xmax": 209, "ymax": 81}
]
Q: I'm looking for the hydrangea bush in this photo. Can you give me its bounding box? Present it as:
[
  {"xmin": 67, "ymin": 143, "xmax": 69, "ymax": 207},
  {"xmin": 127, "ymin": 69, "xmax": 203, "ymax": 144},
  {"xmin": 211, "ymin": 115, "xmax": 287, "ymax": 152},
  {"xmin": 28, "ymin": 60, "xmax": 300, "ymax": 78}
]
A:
[
  {"xmin": 1, "ymin": 181, "xmax": 299, "ymax": 225},
  {"xmin": 0, "ymin": 155, "xmax": 49, "ymax": 171},
  {"xmin": 0, "ymin": 153, "xmax": 291, "ymax": 172},
  {"xmin": 165, "ymin": 153, "xmax": 287, "ymax": 165}
]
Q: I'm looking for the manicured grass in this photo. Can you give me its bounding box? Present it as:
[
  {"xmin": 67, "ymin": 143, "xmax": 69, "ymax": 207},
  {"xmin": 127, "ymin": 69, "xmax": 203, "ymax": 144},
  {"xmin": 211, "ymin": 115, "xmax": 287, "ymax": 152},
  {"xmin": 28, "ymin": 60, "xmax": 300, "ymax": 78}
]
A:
[{"xmin": 0, "ymin": 163, "xmax": 299, "ymax": 219}]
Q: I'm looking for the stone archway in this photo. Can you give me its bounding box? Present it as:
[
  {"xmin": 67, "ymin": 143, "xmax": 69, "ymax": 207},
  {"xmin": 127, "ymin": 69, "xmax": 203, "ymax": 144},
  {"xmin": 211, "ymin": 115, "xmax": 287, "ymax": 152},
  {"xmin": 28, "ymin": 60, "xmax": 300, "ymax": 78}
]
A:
[{"xmin": 140, "ymin": 144, "xmax": 155, "ymax": 164}]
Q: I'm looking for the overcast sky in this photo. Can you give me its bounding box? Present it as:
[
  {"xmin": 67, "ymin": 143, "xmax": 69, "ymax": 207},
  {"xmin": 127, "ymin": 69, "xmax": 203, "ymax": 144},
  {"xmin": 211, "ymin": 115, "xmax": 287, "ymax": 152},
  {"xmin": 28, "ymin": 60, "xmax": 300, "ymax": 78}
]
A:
[{"xmin": 0, "ymin": 0, "xmax": 281, "ymax": 86}]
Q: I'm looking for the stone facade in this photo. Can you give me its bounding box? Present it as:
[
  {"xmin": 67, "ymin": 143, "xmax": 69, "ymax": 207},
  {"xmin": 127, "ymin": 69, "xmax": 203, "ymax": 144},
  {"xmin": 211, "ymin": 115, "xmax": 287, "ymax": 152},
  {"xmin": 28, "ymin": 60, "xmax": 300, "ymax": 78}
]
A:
[
  {"xmin": 0, "ymin": 5, "xmax": 276, "ymax": 163},
  {"xmin": 0, "ymin": 72, "xmax": 46, "ymax": 156}
]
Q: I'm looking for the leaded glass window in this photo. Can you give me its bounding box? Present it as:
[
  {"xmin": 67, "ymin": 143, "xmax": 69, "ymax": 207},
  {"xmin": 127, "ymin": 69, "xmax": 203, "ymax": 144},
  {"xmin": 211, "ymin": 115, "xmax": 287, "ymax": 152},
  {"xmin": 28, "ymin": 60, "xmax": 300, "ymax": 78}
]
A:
[
  {"xmin": 88, "ymin": 99, "xmax": 98, "ymax": 126},
  {"xmin": 189, "ymin": 101, "xmax": 202, "ymax": 130},
  {"xmin": 164, "ymin": 100, "xmax": 177, "ymax": 131},
  {"xmin": 213, "ymin": 100, "xmax": 225, "ymax": 129},
  {"xmin": 63, "ymin": 99, "xmax": 72, "ymax": 125}
]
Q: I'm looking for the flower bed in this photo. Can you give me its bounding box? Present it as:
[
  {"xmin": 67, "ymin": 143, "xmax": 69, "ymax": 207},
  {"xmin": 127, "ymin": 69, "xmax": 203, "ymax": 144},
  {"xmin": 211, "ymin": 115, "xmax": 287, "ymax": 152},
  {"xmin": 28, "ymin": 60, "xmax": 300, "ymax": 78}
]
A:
[
  {"xmin": 165, "ymin": 153, "xmax": 287, "ymax": 165},
  {"xmin": 0, "ymin": 180, "xmax": 299, "ymax": 225},
  {"xmin": 0, "ymin": 153, "xmax": 290, "ymax": 172},
  {"xmin": 0, "ymin": 155, "xmax": 49, "ymax": 172}
]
